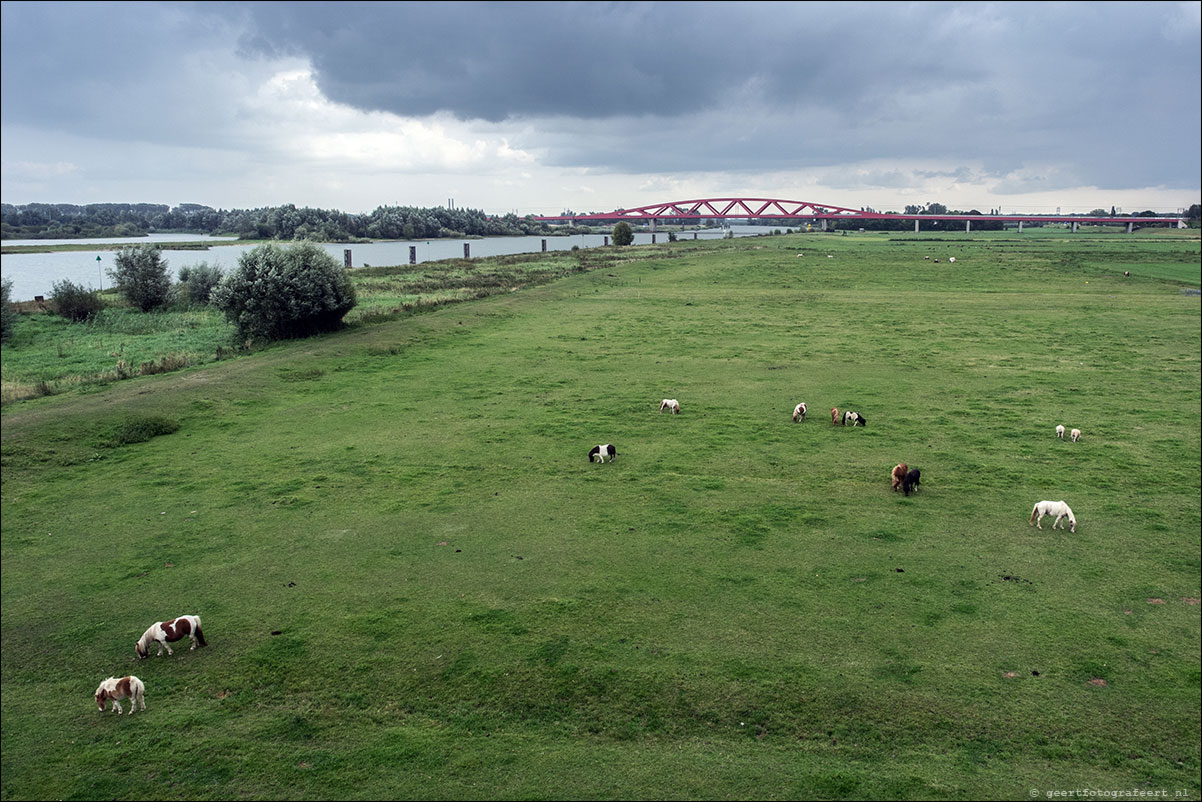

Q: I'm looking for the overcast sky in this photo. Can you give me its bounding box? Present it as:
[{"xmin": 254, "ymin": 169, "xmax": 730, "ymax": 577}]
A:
[{"xmin": 2, "ymin": 1, "xmax": 1199, "ymax": 217}]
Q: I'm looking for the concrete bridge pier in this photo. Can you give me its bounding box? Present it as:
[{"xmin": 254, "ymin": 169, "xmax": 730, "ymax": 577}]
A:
[
  {"xmin": 1071, "ymin": 222, "xmax": 1079, "ymax": 233},
  {"xmin": 965, "ymin": 220, "xmax": 971, "ymax": 233},
  {"xmin": 820, "ymin": 219, "xmax": 828, "ymax": 232},
  {"xmin": 1018, "ymin": 221, "xmax": 1023, "ymax": 233},
  {"xmin": 1127, "ymin": 222, "xmax": 1134, "ymax": 234},
  {"xmin": 649, "ymin": 218, "xmax": 657, "ymax": 233},
  {"xmin": 914, "ymin": 219, "xmax": 920, "ymax": 233}
]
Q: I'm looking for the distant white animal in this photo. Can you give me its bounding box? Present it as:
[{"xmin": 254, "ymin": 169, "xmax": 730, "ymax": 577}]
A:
[
  {"xmin": 1070, "ymin": 428, "xmax": 1081, "ymax": 442},
  {"xmin": 1030, "ymin": 500, "xmax": 1076, "ymax": 533},
  {"xmin": 95, "ymin": 676, "xmax": 145, "ymax": 715},
  {"xmin": 948, "ymin": 257, "xmax": 956, "ymax": 263},
  {"xmin": 792, "ymin": 402, "xmax": 807, "ymax": 423},
  {"xmin": 659, "ymin": 399, "xmax": 680, "ymax": 414},
  {"xmin": 1056, "ymin": 425, "xmax": 1065, "ymax": 439},
  {"xmin": 589, "ymin": 444, "xmax": 617, "ymax": 463}
]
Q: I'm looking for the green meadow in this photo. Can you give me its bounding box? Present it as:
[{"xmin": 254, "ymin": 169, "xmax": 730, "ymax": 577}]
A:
[{"xmin": 2, "ymin": 230, "xmax": 1199, "ymax": 801}]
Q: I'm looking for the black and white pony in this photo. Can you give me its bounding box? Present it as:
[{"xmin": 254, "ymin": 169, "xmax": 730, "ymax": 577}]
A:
[
  {"xmin": 843, "ymin": 410, "xmax": 866, "ymax": 427},
  {"xmin": 136, "ymin": 615, "xmax": 206, "ymax": 659},
  {"xmin": 588, "ymin": 444, "xmax": 617, "ymax": 464},
  {"xmin": 902, "ymin": 467, "xmax": 921, "ymax": 496}
]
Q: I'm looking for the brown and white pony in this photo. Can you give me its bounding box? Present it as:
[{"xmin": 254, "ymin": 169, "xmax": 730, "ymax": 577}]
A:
[
  {"xmin": 136, "ymin": 615, "xmax": 206, "ymax": 659},
  {"xmin": 95, "ymin": 675, "xmax": 145, "ymax": 715},
  {"xmin": 792, "ymin": 402, "xmax": 807, "ymax": 423},
  {"xmin": 831, "ymin": 407, "xmax": 840, "ymax": 425},
  {"xmin": 891, "ymin": 463, "xmax": 908, "ymax": 492},
  {"xmin": 659, "ymin": 399, "xmax": 680, "ymax": 414}
]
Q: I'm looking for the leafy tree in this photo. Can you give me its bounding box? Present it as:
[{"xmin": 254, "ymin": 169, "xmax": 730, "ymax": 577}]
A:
[
  {"xmin": 177, "ymin": 262, "xmax": 224, "ymax": 305},
  {"xmin": 109, "ymin": 245, "xmax": 171, "ymax": 311},
  {"xmin": 612, "ymin": 221, "xmax": 634, "ymax": 246},
  {"xmin": 1, "ymin": 277, "xmax": 15, "ymax": 342},
  {"xmin": 49, "ymin": 279, "xmax": 104, "ymax": 322},
  {"xmin": 212, "ymin": 242, "xmax": 357, "ymax": 341}
]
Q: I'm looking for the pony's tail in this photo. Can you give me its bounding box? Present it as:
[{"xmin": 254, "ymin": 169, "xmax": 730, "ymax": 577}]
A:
[
  {"xmin": 196, "ymin": 622, "xmax": 207, "ymax": 647},
  {"xmin": 1029, "ymin": 506, "xmax": 1037, "ymax": 525}
]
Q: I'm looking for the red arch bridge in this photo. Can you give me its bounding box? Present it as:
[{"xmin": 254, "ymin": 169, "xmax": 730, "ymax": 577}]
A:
[{"xmin": 532, "ymin": 197, "xmax": 1185, "ymax": 232}]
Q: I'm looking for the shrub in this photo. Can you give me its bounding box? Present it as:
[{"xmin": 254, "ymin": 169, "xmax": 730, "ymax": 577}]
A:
[
  {"xmin": 177, "ymin": 262, "xmax": 224, "ymax": 305},
  {"xmin": 212, "ymin": 242, "xmax": 357, "ymax": 341},
  {"xmin": 99, "ymin": 415, "xmax": 180, "ymax": 447},
  {"xmin": 1, "ymin": 277, "xmax": 14, "ymax": 343},
  {"xmin": 49, "ymin": 279, "xmax": 104, "ymax": 322},
  {"xmin": 109, "ymin": 245, "xmax": 171, "ymax": 312},
  {"xmin": 612, "ymin": 221, "xmax": 634, "ymax": 246}
]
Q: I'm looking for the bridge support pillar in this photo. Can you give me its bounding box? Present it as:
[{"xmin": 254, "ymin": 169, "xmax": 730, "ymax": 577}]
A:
[
  {"xmin": 604, "ymin": 236, "xmax": 609, "ymax": 246},
  {"xmin": 1071, "ymin": 222, "xmax": 1079, "ymax": 234},
  {"xmin": 649, "ymin": 218, "xmax": 656, "ymax": 232},
  {"xmin": 651, "ymin": 234, "xmax": 656, "ymax": 244},
  {"xmin": 542, "ymin": 239, "xmax": 547, "ymax": 252},
  {"xmin": 1127, "ymin": 222, "xmax": 1134, "ymax": 234},
  {"xmin": 693, "ymin": 232, "xmax": 698, "ymax": 240},
  {"xmin": 965, "ymin": 220, "xmax": 971, "ymax": 233},
  {"xmin": 820, "ymin": 219, "xmax": 828, "ymax": 232},
  {"xmin": 464, "ymin": 243, "xmax": 471, "ymax": 258},
  {"xmin": 409, "ymin": 246, "xmax": 417, "ymax": 264},
  {"xmin": 1018, "ymin": 221, "xmax": 1023, "ymax": 233}
]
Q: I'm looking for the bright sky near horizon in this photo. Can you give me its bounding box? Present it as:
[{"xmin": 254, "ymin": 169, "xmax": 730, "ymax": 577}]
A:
[{"xmin": 2, "ymin": 1, "xmax": 1199, "ymax": 217}]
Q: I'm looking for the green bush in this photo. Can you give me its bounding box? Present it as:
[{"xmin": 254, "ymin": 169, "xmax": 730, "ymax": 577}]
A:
[
  {"xmin": 49, "ymin": 279, "xmax": 104, "ymax": 322},
  {"xmin": 98, "ymin": 415, "xmax": 180, "ymax": 447},
  {"xmin": 612, "ymin": 221, "xmax": 634, "ymax": 246},
  {"xmin": 109, "ymin": 245, "xmax": 171, "ymax": 312},
  {"xmin": 1, "ymin": 277, "xmax": 14, "ymax": 343},
  {"xmin": 178, "ymin": 262, "xmax": 224, "ymax": 306},
  {"xmin": 212, "ymin": 242, "xmax": 357, "ymax": 341}
]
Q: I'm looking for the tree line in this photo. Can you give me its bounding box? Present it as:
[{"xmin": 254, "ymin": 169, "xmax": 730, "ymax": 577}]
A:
[{"xmin": 0, "ymin": 202, "xmax": 592, "ymax": 241}]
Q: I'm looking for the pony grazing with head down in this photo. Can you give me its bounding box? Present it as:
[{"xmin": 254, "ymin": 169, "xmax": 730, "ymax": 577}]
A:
[
  {"xmin": 589, "ymin": 444, "xmax": 617, "ymax": 463},
  {"xmin": 95, "ymin": 675, "xmax": 145, "ymax": 715},
  {"xmin": 902, "ymin": 467, "xmax": 921, "ymax": 496},
  {"xmin": 136, "ymin": 615, "xmax": 206, "ymax": 659},
  {"xmin": 792, "ymin": 402, "xmax": 807, "ymax": 423},
  {"xmin": 660, "ymin": 399, "xmax": 680, "ymax": 414},
  {"xmin": 1030, "ymin": 500, "xmax": 1076, "ymax": 533}
]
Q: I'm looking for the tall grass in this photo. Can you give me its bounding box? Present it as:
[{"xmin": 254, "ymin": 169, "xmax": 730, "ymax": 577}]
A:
[{"xmin": 1, "ymin": 230, "xmax": 1198, "ymax": 800}]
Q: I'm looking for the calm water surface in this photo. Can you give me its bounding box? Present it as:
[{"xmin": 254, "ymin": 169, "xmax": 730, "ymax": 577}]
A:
[{"xmin": 1, "ymin": 228, "xmax": 765, "ymax": 301}]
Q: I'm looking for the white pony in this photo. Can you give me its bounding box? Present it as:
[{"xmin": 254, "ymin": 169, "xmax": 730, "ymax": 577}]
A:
[
  {"xmin": 136, "ymin": 615, "xmax": 206, "ymax": 659},
  {"xmin": 95, "ymin": 675, "xmax": 145, "ymax": 715},
  {"xmin": 792, "ymin": 402, "xmax": 807, "ymax": 423},
  {"xmin": 1056, "ymin": 425, "xmax": 1065, "ymax": 439},
  {"xmin": 1029, "ymin": 500, "xmax": 1076, "ymax": 533},
  {"xmin": 659, "ymin": 399, "xmax": 680, "ymax": 414},
  {"xmin": 1070, "ymin": 428, "xmax": 1081, "ymax": 442}
]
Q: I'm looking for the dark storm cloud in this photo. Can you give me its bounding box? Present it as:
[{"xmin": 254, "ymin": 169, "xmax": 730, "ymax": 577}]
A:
[{"xmin": 226, "ymin": 0, "xmax": 1200, "ymax": 187}]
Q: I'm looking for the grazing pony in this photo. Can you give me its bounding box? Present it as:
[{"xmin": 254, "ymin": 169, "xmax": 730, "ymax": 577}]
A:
[
  {"xmin": 891, "ymin": 463, "xmax": 908, "ymax": 492},
  {"xmin": 1030, "ymin": 500, "xmax": 1076, "ymax": 533},
  {"xmin": 659, "ymin": 399, "xmax": 680, "ymax": 414},
  {"xmin": 589, "ymin": 444, "xmax": 617, "ymax": 463},
  {"xmin": 831, "ymin": 407, "xmax": 840, "ymax": 425},
  {"xmin": 136, "ymin": 615, "xmax": 206, "ymax": 659},
  {"xmin": 902, "ymin": 468, "xmax": 921, "ymax": 496},
  {"xmin": 1070, "ymin": 428, "xmax": 1081, "ymax": 442},
  {"xmin": 792, "ymin": 402, "xmax": 807, "ymax": 423},
  {"xmin": 1056, "ymin": 424, "xmax": 1065, "ymax": 439},
  {"xmin": 95, "ymin": 676, "xmax": 145, "ymax": 715},
  {"xmin": 843, "ymin": 410, "xmax": 866, "ymax": 427}
]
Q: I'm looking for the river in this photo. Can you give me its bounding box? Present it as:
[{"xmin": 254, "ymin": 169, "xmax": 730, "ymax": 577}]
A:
[{"xmin": 0, "ymin": 228, "xmax": 769, "ymax": 302}]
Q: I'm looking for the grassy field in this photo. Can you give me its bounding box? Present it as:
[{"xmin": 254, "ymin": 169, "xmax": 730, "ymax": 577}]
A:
[
  {"xmin": 0, "ymin": 249, "xmax": 632, "ymax": 402},
  {"xmin": 1, "ymin": 230, "xmax": 1199, "ymax": 800}
]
